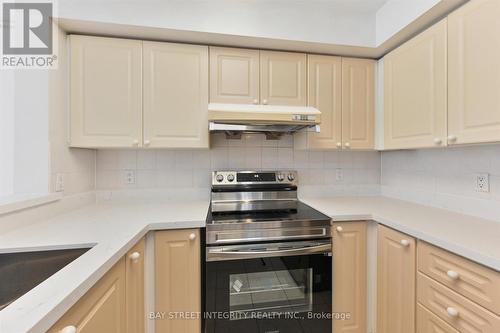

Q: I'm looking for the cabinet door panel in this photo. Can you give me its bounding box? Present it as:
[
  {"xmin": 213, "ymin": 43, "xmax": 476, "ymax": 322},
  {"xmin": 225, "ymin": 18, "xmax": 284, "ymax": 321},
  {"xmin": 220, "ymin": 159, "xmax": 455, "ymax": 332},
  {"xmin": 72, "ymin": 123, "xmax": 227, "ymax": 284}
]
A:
[
  {"xmin": 210, "ymin": 47, "xmax": 259, "ymax": 104},
  {"xmin": 448, "ymin": 0, "xmax": 500, "ymax": 144},
  {"xmin": 70, "ymin": 35, "xmax": 142, "ymax": 148},
  {"xmin": 295, "ymin": 55, "xmax": 342, "ymax": 149},
  {"xmin": 48, "ymin": 258, "xmax": 126, "ymax": 333},
  {"xmin": 383, "ymin": 20, "xmax": 447, "ymax": 149},
  {"xmin": 126, "ymin": 239, "xmax": 145, "ymax": 333},
  {"xmin": 260, "ymin": 51, "xmax": 307, "ymax": 106},
  {"xmin": 332, "ymin": 222, "xmax": 367, "ymax": 333},
  {"xmin": 342, "ymin": 58, "xmax": 375, "ymax": 150},
  {"xmin": 155, "ymin": 229, "xmax": 200, "ymax": 333},
  {"xmin": 143, "ymin": 42, "xmax": 209, "ymax": 148},
  {"xmin": 377, "ymin": 225, "xmax": 416, "ymax": 333}
]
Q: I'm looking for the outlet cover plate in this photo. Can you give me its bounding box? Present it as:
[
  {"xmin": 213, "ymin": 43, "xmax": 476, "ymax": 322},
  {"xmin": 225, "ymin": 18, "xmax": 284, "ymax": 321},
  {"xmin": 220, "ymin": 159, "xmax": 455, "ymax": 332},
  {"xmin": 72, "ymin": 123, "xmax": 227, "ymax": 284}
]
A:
[{"xmin": 475, "ymin": 173, "xmax": 490, "ymax": 193}]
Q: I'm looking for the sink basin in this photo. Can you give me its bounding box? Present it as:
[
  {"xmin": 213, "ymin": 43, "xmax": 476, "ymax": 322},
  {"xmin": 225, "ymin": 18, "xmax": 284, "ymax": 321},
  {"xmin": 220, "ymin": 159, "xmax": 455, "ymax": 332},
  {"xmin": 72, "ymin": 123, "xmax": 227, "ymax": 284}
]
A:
[{"xmin": 0, "ymin": 247, "xmax": 91, "ymax": 311}]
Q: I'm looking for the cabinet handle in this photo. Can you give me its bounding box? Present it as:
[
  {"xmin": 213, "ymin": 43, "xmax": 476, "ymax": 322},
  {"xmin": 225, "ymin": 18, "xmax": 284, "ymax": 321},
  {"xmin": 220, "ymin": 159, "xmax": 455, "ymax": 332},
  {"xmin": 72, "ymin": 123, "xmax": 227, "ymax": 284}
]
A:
[
  {"xmin": 253, "ymin": 99, "xmax": 259, "ymax": 104},
  {"xmin": 446, "ymin": 307, "xmax": 459, "ymax": 318},
  {"xmin": 129, "ymin": 251, "xmax": 140, "ymax": 262},
  {"xmin": 336, "ymin": 226, "xmax": 343, "ymax": 232},
  {"xmin": 262, "ymin": 99, "xmax": 268, "ymax": 105},
  {"xmin": 336, "ymin": 142, "xmax": 342, "ymax": 148},
  {"xmin": 132, "ymin": 140, "xmax": 139, "ymax": 146},
  {"xmin": 144, "ymin": 140, "xmax": 151, "ymax": 146},
  {"xmin": 189, "ymin": 233, "xmax": 197, "ymax": 241},
  {"xmin": 447, "ymin": 135, "xmax": 457, "ymax": 143},
  {"xmin": 400, "ymin": 239, "xmax": 410, "ymax": 247},
  {"xmin": 344, "ymin": 142, "xmax": 350, "ymax": 148},
  {"xmin": 60, "ymin": 326, "xmax": 77, "ymax": 333},
  {"xmin": 434, "ymin": 138, "xmax": 442, "ymax": 145},
  {"xmin": 447, "ymin": 270, "xmax": 459, "ymax": 280}
]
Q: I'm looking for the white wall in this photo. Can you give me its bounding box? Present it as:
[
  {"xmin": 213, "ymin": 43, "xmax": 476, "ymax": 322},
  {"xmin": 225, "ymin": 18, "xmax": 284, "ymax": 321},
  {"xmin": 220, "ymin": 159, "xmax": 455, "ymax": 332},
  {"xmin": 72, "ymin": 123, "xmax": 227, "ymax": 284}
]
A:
[
  {"xmin": 381, "ymin": 145, "xmax": 500, "ymax": 222},
  {"xmin": 0, "ymin": 71, "xmax": 15, "ymax": 195},
  {"xmin": 96, "ymin": 134, "xmax": 381, "ymax": 197}
]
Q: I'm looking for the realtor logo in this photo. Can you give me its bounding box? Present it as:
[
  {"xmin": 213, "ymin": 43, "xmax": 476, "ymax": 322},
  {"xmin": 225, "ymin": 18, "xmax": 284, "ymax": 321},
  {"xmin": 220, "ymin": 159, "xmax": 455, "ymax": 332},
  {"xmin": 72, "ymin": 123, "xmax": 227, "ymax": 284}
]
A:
[{"xmin": 2, "ymin": 2, "xmax": 52, "ymax": 54}]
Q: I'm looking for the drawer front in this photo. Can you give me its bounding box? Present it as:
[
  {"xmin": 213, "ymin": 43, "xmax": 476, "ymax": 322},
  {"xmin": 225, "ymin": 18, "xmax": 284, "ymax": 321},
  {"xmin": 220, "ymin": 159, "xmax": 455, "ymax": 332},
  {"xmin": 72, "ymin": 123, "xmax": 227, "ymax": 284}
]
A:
[
  {"xmin": 417, "ymin": 272, "xmax": 500, "ymax": 333},
  {"xmin": 418, "ymin": 241, "xmax": 500, "ymax": 315},
  {"xmin": 417, "ymin": 303, "xmax": 460, "ymax": 333}
]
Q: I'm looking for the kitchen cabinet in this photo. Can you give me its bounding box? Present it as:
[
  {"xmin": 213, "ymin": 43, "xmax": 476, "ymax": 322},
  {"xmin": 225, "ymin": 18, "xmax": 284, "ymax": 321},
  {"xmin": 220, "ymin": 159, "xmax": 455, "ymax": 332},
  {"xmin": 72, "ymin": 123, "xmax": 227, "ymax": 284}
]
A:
[
  {"xmin": 126, "ymin": 239, "xmax": 145, "ymax": 333},
  {"xmin": 332, "ymin": 222, "xmax": 367, "ymax": 333},
  {"xmin": 377, "ymin": 225, "xmax": 416, "ymax": 333},
  {"xmin": 155, "ymin": 229, "xmax": 200, "ymax": 333},
  {"xmin": 448, "ymin": 0, "xmax": 500, "ymax": 145},
  {"xmin": 143, "ymin": 42, "xmax": 209, "ymax": 148},
  {"xmin": 417, "ymin": 304, "xmax": 460, "ymax": 333},
  {"xmin": 383, "ymin": 19, "xmax": 447, "ymax": 149},
  {"xmin": 209, "ymin": 47, "xmax": 260, "ymax": 104},
  {"xmin": 341, "ymin": 58, "xmax": 375, "ymax": 150},
  {"xmin": 69, "ymin": 35, "xmax": 142, "ymax": 148},
  {"xmin": 294, "ymin": 55, "xmax": 342, "ymax": 149},
  {"xmin": 47, "ymin": 257, "xmax": 126, "ymax": 333},
  {"xmin": 260, "ymin": 50, "xmax": 307, "ymax": 106}
]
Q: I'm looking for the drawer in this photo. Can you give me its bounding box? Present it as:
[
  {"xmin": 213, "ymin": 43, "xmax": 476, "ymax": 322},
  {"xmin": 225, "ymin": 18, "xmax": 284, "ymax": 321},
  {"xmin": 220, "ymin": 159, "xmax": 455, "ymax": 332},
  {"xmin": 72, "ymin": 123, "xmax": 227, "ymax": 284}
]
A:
[
  {"xmin": 418, "ymin": 241, "xmax": 500, "ymax": 315},
  {"xmin": 417, "ymin": 272, "xmax": 500, "ymax": 333},
  {"xmin": 417, "ymin": 303, "xmax": 460, "ymax": 333}
]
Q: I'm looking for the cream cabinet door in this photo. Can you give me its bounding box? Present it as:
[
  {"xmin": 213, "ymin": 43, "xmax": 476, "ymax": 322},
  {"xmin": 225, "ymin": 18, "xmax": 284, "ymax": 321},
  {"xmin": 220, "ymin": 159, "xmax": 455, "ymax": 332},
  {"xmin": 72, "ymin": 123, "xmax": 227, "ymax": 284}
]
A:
[
  {"xmin": 126, "ymin": 239, "xmax": 145, "ymax": 333},
  {"xmin": 155, "ymin": 229, "xmax": 200, "ymax": 333},
  {"xmin": 342, "ymin": 58, "xmax": 375, "ymax": 150},
  {"xmin": 48, "ymin": 258, "xmax": 126, "ymax": 333},
  {"xmin": 143, "ymin": 42, "xmax": 209, "ymax": 148},
  {"xmin": 332, "ymin": 222, "xmax": 367, "ymax": 333},
  {"xmin": 383, "ymin": 19, "xmax": 447, "ymax": 149},
  {"xmin": 448, "ymin": 0, "xmax": 500, "ymax": 145},
  {"xmin": 70, "ymin": 35, "xmax": 142, "ymax": 148},
  {"xmin": 377, "ymin": 225, "xmax": 416, "ymax": 333},
  {"xmin": 295, "ymin": 55, "xmax": 342, "ymax": 149},
  {"xmin": 260, "ymin": 51, "xmax": 307, "ymax": 106},
  {"xmin": 209, "ymin": 47, "xmax": 260, "ymax": 104}
]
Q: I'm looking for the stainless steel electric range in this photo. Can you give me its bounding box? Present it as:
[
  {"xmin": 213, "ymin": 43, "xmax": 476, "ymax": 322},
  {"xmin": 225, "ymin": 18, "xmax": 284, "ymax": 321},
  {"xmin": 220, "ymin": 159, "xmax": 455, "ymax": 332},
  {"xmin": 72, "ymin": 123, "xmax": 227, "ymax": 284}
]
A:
[{"xmin": 203, "ymin": 170, "xmax": 332, "ymax": 333}]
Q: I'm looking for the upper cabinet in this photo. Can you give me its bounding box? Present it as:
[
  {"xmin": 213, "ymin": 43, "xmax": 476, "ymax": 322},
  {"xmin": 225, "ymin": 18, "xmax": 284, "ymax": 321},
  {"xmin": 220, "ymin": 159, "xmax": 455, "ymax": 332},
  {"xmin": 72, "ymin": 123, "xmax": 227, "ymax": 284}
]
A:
[
  {"xmin": 383, "ymin": 19, "xmax": 447, "ymax": 150},
  {"xmin": 209, "ymin": 47, "xmax": 260, "ymax": 104},
  {"xmin": 70, "ymin": 35, "xmax": 143, "ymax": 148},
  {"xmin": 342, "ymin": 58, "xmax": 375, "ymax": 150},
  {"xmin": 260, "ymin": 51, "xmax": 307, "ymax": 106},
  {"xmin": 143, "ymin": 42, "xmax": 209, "ymax": 148},
  {"xmin": 448, "ymin": 0, "xmax": 500, "ymax": 145},
  {"xmin": 295, "ymin": 55, "xmax": 342, "ymax": 149}
]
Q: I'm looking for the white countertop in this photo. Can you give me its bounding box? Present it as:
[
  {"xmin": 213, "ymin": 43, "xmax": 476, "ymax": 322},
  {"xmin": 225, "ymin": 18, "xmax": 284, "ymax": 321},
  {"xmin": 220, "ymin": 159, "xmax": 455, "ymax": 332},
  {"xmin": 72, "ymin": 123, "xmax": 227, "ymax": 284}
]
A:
[
  {"xmin": 301, "ymin": 196, "xmax": 500, "ymax": 272},
  {"xmin": 1, "ymin": 194, "xmax": 499, "ymax": 333},
  {"xmin": 0, "ymin": 199, "xmax": 209, "ymax": 333}
]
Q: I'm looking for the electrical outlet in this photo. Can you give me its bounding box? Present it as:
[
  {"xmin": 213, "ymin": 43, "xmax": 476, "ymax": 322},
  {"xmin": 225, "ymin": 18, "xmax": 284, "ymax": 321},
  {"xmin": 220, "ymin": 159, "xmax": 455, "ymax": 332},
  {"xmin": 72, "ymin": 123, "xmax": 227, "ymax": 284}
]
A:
[
  {"xmin": 475, "ymin": 173, "xmax": 490, "ymax": 193},
  {"xmin": 124, "ymin": 170, "xmax": 136, "ymax": 185},
  {"xmin": 335, "ymin": 169, "xmax": 344, "ymax": 182},
  {"xmin": 55, "ymin": 173, "xmax": 65, "ymax": 192}
]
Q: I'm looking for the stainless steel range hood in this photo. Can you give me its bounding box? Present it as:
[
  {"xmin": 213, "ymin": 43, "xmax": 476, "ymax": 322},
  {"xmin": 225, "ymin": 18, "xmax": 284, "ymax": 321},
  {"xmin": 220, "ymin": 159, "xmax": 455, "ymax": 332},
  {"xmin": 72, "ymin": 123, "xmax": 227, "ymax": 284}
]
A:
[{"xmin": 208, "ymin": 103, "xmax": 321, "ymax": 139}]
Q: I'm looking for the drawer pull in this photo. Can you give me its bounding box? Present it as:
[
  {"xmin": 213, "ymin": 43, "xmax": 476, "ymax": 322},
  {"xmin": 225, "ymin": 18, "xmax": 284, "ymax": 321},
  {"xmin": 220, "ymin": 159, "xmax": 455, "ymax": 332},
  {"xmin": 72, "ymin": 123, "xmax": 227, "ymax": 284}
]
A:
[
  {"xmin": 129, "ymin": 251, "xmax": 140, "ymax": 262},
  {"xmin": 447, "ymin": 270, "xmax": 459, "ymax": 280},
  {"xmin": 336, "ymin": 226, "xmax": 343, "ymax": 232},
  {"xmin": 189, "ymin": 233, "xmax": 197, "ymax": 241},
  {"xmin": 446, "ymin": 307, "xmax": 459, "ymax": 318},
  {"xmin": 400, "ymin": 239, "xmax": 410, "ymax": 247},
  {"xmin": 61, "ymin": 326, "xmax": 77, "ymax": 333}
]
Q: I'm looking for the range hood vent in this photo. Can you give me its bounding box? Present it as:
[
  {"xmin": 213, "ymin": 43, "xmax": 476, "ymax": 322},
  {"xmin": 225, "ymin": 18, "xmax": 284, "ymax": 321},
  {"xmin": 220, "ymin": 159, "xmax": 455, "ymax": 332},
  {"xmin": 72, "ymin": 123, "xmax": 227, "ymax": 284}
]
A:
[{"xmin": 208, "ymin": 103, "xmax": 321, "ymax": 139}]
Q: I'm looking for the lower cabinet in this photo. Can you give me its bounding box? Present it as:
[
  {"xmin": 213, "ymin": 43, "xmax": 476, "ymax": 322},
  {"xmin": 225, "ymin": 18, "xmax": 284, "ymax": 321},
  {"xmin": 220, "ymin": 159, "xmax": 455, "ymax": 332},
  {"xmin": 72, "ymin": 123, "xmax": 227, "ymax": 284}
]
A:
[
  {"xmin": 155, "ymin": 229, "xmax": 200, "ymax": 333},
  {"xmin": 377, "ymin": 225, "xmax": 416, "ymax": 333},
  {"xmin": 332, "ymin": 222, "xmax": 367, "ymax": 333},
  {"xmin": 48, "ymin": 238, "xmax": 145, "ymax": 333}
]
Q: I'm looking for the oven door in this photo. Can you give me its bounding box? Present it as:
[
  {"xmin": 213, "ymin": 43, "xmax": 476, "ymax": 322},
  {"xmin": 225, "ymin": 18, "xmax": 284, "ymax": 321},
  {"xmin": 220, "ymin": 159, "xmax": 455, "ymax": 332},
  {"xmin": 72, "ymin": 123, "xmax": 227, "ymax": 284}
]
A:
[{"xmin": 204, "ymin": 240, "xmax": 332, "ymax": 333}]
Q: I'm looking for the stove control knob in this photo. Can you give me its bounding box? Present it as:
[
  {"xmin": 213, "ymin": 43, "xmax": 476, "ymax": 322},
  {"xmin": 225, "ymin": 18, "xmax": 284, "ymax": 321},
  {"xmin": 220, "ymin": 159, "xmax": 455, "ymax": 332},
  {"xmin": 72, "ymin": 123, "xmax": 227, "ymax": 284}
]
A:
[
  {"xmin": 215, "ymin": 174, "xmax": 224, "ymax": 182},
  {"xmin": 227, "ymin": 174, "xmax": 235, "ymax": 182},
  {"xmin": 287, "ymin": 173, "xmax": 295, "ymax": 181},
  {"xmin": 277, "ymin": 173, "xmax": 285, "ymax": 181}
]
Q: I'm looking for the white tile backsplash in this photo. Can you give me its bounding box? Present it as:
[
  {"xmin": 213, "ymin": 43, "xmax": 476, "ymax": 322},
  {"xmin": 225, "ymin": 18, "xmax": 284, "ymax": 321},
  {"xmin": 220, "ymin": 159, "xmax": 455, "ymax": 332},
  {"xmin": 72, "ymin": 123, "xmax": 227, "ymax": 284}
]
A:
[
  {"xmin": 96, "ymin": 134, "xmax": 381, "ymax": 192},
  {"xmin": 381, "ymin": 145, "xmax": 500, "ymax": 222}
]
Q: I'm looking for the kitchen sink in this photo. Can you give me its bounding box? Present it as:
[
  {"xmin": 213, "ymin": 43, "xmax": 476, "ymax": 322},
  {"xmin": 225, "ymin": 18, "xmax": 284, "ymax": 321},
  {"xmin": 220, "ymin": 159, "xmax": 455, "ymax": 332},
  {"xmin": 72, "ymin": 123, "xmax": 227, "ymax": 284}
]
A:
[{"xmin": 0, "ymin": 247, "xmax": 91, "ymax": 311}]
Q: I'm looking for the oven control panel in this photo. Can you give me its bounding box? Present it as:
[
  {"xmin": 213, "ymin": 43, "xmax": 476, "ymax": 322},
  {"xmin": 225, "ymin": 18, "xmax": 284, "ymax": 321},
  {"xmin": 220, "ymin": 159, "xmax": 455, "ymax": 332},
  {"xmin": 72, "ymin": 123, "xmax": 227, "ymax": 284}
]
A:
[{"xmin": 212, "ymin": 170, "xmax": 298, "ymax": 186}]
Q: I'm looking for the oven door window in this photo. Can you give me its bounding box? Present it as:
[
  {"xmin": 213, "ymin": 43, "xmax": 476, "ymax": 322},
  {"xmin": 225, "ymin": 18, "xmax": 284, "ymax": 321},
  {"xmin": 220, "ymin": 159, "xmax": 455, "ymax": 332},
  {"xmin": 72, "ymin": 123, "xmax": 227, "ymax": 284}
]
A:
[{"xmin": 229, "ymin": 268, "xmax": 313, "ymax": 318}]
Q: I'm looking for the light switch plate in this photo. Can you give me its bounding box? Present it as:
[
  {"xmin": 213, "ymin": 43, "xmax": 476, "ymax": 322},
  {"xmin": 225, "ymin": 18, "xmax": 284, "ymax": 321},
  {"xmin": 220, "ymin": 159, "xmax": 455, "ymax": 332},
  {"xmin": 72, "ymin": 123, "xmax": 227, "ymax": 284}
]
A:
[
  {"xmin": 124, "ymin": 170, "xmax": 136, "ymax": 185},
  {"xmin": 475, "ymin": 173, "xmax": 490, "ymax": 192}
]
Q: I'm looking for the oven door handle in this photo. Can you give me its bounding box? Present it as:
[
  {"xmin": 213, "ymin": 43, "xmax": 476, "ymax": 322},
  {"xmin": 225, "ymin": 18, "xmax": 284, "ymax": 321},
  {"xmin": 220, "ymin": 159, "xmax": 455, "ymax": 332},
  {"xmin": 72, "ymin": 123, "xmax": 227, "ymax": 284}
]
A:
[{"xmin": 206, "ymin": 242, "xmax": 332, "ymax": 261}]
